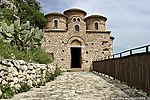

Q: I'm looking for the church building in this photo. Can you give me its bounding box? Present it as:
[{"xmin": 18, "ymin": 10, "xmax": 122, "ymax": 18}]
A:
[{"xmin": 42, "ymin": 8, "xmax": 114, "ymax": 71}]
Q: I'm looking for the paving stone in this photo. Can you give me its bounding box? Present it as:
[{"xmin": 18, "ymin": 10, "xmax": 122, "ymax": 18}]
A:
[{"xmin": 12, "ymin": 72, "xmax": 148, "ymax": 100}]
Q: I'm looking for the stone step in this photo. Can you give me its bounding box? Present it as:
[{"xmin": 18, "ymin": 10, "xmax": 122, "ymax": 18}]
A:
[{"xmin": 70, "ymin": 68, "xmax": 84, "ymax": 72}]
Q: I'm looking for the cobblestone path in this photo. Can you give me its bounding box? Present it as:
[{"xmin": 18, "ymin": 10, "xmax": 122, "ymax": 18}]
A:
[{"xmin": 12, "ymin": 72, "xmax": 147, "ymax": 100}]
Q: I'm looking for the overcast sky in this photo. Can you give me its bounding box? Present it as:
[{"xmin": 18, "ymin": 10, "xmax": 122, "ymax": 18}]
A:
[{"xmin": 37, "ymin": 0, "xmax": 150, "ymax": 54}]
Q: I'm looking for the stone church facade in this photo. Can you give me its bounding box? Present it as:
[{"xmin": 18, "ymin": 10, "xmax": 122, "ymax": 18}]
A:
[{"xmin": 42, "ymin": 8, "xmax": 114, "ymax": 71}]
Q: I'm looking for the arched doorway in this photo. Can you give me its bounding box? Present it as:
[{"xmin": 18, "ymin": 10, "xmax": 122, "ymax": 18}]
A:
[{"xmin": 70, "ymin": 40, "xmax": 81, "ymax": 68}]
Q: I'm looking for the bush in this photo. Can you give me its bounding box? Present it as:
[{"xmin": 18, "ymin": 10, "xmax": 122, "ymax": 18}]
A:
[
  {"xmin": 18, "ymin": 82, "xmax": 31, "ymax": 93},
  {"xmin": 0, "ymin": 43, "xmax": 14, "ymax": 59},
  {"xmin": 54, "ymin": 64, "xmax": 62, "ymax": 77},
  {"xmin": 0, "ymin": 83, "xmax": 14, "ymax": 99},
  {"xmin": 45, "ymin": 72, "xmax": 55, "ymax": 82},
  {"xmin": 32, "ymin": 48, "xmax": 53, "ymax": 64},
  {"xmin": 0, "ymin": 43, "xmax": 53, "ymax": 64}
]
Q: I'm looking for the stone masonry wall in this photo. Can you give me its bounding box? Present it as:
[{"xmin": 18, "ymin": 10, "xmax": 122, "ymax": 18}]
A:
[
  {"xmin": 42, "ymin": 31, "xmax": 112, "ymax": 71},
  {"xmin": 0, "ymin": 59, "xmax": 55, "ymax": 90}
]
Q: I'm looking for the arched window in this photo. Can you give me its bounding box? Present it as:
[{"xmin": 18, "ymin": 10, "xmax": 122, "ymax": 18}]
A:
[
  {"xmin": 95, "ymin": 22, "xmax": 98, "ymax": 30},
  {"xmin": 75, "ymin": 25, "xmax": 79, "ymax": 32},
  {"xmin": 77, "ymin": 18, "xmax": 80, "ymax": 22},
  {"xmin": 54, "ymin": 20, "xmax": 58, "ymax": 29},
  {"xmin": 73, "ymin": 18, "xmax": 76, "ymax": 22}
]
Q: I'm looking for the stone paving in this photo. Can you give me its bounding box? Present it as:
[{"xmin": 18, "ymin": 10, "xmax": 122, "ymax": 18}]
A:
[{"xmin": 12, "ymin": 72, "xmax": 148, "ymax": 100}]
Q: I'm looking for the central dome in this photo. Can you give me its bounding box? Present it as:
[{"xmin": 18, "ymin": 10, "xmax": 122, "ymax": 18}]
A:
[{"xmin": 63, "ymin": 8, "xmax": 87, "ymax": 16}]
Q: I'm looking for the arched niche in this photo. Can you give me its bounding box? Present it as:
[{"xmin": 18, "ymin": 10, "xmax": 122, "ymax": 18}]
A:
[
  {"xmin": 67, "ymin": 36, "xmax": 86, "ymax": 47},
  {"xmin": 71, "ymin": 40, "xmax": 81, "ymax": 46}
]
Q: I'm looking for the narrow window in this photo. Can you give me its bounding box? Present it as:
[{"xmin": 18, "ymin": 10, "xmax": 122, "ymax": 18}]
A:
[
  {"xmin": 75, "ymin": 25, "xmax": 79, "ymax": 32},
  {"xmin": 95, "ymin": 22, "xmax": 98, "ymax": 30},
  {"xmin": 73, "ymin": 18, "xmax": 76, "ymax": 22},
  {"xmin": 54, "ymin": 20, "xmax": 58, "ymax": 29},
  {"xmin": 77, "ymin": 18, "xmax": 80, "ymax": 22}
]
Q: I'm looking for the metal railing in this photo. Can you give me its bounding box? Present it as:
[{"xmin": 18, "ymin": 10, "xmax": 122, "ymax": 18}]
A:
[{"xmin": 111, "ymin": 45, "xmax": 150, "ymax": 58}]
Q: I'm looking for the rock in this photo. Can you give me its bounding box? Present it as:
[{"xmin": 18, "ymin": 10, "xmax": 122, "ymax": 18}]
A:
[
  {"xmin": 37, "ymin": 64, "xmax": 46, "ymax": 69},
  {"xmin": 0, "ymin": 59, "xmax": 55, "ymax": 92},
  {"xmin": 0, "ymin": 65, "xmax": 8, "ymax": 71},
  {"xmin": 37, "ymin": 78, "xmax": 41, "ymax": 83},
  {"xmin": 0, "ymin": 64, "xmax": 2, "ymax": 71},
  {"xmin": 20, "ymin": 65, "xmax": 28, "ymax": 71},
  {"xmin": 26, "ymin": 74, "xmax": 32, "ymax": 80},
  {"xmin": 18, "ymin": 60, "xmax": 27, "ymax": 65},
  {"xmin": 48, "ymin": 64, "xmax": 55, "ymax": 73},
  {"xmin": 7, "ymin": 73, "xmax": 13, "ymax": 82},
  {"xmin": 27, "ymin": 80, "xmax": 33, "ymax": 87},
  {"xmin": 14, "ymin": 84, "xmax": 21, "ymax": 90},
  {"xmin": 1, "ymin": 59, "xmax": 12, "ymax": 66},
  {"xmin": 13, "ymin": 77, "xmax": 19, "ymax": 84},
  {"xmin": 0, "ymin": 89, "xmax": 2, "ymax": 98},
  {"xmin": 12, "ymin": 60, "xmax": 20, "ymax": 68},
  {"xmin": 10, "ymin": 82, "xmax": 15, "ymax": 87},
  {"xmin": 28, "ymin": 65, "xmax": 34, "ymax": 70},
  {"xmin": 2, "ymin": 80, "xmax": 7, "ymax": 84},
  {"xmin": 75, "ymin": 90, "xmax": 83, "ymax": 94},
  {"xmin": 36, "ymin": 75, "xmax": 41, "ymax": 78},
  {"xmin": 0, "ymin": 78, "xmax": 2, "ymax": 83},
  {"xmin": 0, "ymin": 70, "xmax": 5, "ymax": 77},
  {"xmin": 8, "ymin": 67, "xmax": 18, "ymax": 76}
]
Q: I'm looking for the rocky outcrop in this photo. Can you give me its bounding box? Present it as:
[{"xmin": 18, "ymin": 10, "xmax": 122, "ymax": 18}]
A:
[{"xmin": 0, "ymin": 59, "xmax": 55, "ymax": 90}]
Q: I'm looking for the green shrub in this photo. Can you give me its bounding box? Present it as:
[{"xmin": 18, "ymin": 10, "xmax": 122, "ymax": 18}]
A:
[
  {"xmin": 0, "ymin": 43, "xmax": 14, "ymax": 59},
  {"xmin": 0, "ymin": 43, "xmax": 53, "ymax": 64},
  {"xmin": 54, "ymin": 64, "xmax": 62, "ymax": 77},
  {"xmin": 45, "ymin": 70, "xmax": 55, "ymax": 82},
  {"xmin": 0, "ymin": 83, "xmax": 14, "ymax": 99},
  {"xmin": 18, "ymin": 82, "xmax": 31, "ymax": 93},
  {"xmin": 32, "ymin": 48, "xmax": 53, "ymax": 64}
]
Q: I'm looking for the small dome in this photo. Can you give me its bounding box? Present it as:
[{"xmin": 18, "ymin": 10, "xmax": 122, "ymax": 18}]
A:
[
  {"xmin": 85, "ymin": 15, "xmax": 107, "ymax": 21},
  {"xmin": 63, "ymin": 8, "xmax": 87, "ymax": 16},
  {"xmin": 45, "ymin": 12, "xmax": 68, "ymax": 19}
]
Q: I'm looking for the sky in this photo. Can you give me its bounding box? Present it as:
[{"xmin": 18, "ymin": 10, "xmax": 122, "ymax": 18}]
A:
[{"xmin": 37, "ymin": 0, "xmax": 150, "ymax": 54}]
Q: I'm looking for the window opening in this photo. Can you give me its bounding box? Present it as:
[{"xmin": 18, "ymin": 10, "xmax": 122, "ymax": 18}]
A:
[
  {"xmin": 75, "ymin": 25, "xmax": 79, "ymax": 32},
  {"xmin": 54, "ymin": 20, "xmax": 58, "ymax": 29},
  {"xmin": 95, "ymin": 22, "xmax": 98, "ymax": 30}
]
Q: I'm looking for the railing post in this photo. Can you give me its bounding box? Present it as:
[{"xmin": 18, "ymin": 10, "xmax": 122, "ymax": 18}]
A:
[
  {"xmin": 130, "ymin": 50, "xmax": 132, "ymax": 55},
  {"xmin": 113, "ymin": 55, "xmax": 115, "ymax": 58},
  {"xmin": 146, "ymin": 46, "xmax": 149, "ymax": 53},
  {"xmin": 120, "ymin": 53, "xmax": 122, "ymax": 58}
]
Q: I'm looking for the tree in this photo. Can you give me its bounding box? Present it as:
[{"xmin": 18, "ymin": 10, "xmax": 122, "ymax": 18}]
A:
[
  {"xmin": 0, "ymin": 0, "xmax": 46, "ymax": 29},
  {"xmin": 24, "ymin": 0, "xmax": 41, "ymax": 11},
  {"xmin": 17, "ymin": 1, "xmax": 45, "ymax": 29}
]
